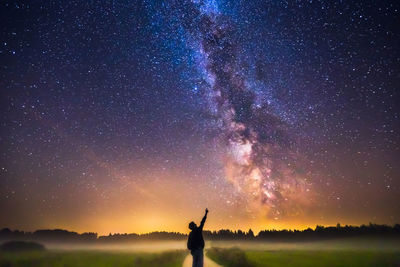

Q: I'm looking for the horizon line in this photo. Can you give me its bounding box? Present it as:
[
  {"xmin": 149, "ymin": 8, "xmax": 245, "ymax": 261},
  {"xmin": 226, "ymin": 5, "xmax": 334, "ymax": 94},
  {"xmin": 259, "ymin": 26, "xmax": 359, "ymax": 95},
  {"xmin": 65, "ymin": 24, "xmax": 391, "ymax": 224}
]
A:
[{"xmin": 2, "ymin": 222, "xmax": 400, "ymax": 236}]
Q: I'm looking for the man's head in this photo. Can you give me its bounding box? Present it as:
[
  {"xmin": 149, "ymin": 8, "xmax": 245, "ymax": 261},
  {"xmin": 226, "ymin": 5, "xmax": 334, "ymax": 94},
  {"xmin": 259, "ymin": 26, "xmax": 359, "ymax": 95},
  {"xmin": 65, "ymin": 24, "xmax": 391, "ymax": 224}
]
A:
[{"xmin": 188, "ymin": 221, "xmax": 196, "ymax": 230}]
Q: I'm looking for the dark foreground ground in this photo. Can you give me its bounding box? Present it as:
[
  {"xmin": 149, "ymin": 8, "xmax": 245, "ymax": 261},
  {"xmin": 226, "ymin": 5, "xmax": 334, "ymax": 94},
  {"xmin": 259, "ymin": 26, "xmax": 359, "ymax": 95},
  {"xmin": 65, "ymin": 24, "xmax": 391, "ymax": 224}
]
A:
[
  {"xmin": 0, "ymin": 250, "xmax": 187, "ymax": 267},
  {"xmin": 208, "ymin": 248, "xmax": 400, "ymax": 267},
  {"xmin": 1, "ymin": 237, "xmax": 399, "ymax": 267},
  {"xmin": 206, "ymin": 237, "xmax": 400, "ymax": 267}
]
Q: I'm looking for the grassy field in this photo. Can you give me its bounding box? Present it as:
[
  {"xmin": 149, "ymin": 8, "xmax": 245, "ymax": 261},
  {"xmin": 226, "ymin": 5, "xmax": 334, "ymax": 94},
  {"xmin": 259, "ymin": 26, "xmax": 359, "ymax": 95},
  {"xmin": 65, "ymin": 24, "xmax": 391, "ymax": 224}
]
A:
[
  {"xmin": 207, "ymin": 247, "xmax": 400, "ymax": 267},
  {"xmin": 1, "ymin": 238, "xmax": 400, "ymax": 267},
  {"xmin": 0, "ymin": 250, "xmax": 187, "ymax": 267}
]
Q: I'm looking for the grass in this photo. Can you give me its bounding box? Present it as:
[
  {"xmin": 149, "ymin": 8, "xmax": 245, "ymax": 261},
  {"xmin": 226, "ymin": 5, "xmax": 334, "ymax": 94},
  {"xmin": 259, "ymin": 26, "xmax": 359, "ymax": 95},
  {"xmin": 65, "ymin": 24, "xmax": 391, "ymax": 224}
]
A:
[
  {"xmin": 207, "ymin": 247, "xmax": 254, "ymax": 267},
  {"xmin": 207, "ymin": 247, "xmax": 400, "ymax": 267},
  {"xmin": 0, "ymin": 250, "xmax": 187, "ymax": 267}
]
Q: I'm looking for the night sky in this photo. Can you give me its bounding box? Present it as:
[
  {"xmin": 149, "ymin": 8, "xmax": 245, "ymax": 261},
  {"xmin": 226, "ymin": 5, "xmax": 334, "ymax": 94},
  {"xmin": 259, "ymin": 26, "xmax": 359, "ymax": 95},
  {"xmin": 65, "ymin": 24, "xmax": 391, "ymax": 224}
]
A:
[{"xmin": 0, "ymin": 0, "xmax": 399, "ymax": 234}]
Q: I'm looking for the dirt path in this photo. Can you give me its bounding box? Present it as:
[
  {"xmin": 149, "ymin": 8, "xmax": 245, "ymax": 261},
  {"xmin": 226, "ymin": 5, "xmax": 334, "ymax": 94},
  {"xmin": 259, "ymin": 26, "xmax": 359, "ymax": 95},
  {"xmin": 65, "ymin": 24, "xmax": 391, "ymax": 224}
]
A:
[{"xmin": 182, "ymin": 253, "xmax": 223, "ymax": 267}]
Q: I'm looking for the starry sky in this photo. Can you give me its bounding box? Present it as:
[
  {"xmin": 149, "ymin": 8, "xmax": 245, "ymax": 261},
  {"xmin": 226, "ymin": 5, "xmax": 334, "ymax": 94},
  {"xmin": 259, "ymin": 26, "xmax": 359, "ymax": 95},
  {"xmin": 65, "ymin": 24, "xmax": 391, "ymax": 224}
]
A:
[{"xmin": 0, "ymin": 0, "xmax": 399, "ymax": 234}]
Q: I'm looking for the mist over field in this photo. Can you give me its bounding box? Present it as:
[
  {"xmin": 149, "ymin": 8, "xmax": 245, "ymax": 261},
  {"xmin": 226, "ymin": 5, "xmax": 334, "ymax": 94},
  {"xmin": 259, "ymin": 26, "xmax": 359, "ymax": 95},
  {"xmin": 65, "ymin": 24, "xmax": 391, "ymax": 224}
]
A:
[
  {"xmin": 19, "ymin": 236, "xmax": 399, "ymax": 252},
  {"xmin": 2, "ymin": 236, "xmax": 400, "ymax": 266},
  {"xmin": 1, "ymin": 240, "xmax": 399, "ymax": 267},
  {"xmin": 38, "ymin": 240, "xmax": 187, "ymax": 252}
]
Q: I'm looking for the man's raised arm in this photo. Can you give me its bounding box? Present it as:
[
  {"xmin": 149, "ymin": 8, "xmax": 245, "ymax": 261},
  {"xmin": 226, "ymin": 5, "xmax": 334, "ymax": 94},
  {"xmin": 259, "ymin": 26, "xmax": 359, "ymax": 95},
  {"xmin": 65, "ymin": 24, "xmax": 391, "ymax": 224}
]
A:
[{"xmin": 199, "ymin": 208, "xmax": 208, "ymax": 229}]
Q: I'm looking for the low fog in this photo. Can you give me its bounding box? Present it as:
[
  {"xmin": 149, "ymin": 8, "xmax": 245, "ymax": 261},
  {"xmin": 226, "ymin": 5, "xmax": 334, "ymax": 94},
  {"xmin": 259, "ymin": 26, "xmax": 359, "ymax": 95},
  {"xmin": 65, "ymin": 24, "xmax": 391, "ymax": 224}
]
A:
[{"xmin": 37, "ymin": 238, "xmax": 400, "ymax": 252}]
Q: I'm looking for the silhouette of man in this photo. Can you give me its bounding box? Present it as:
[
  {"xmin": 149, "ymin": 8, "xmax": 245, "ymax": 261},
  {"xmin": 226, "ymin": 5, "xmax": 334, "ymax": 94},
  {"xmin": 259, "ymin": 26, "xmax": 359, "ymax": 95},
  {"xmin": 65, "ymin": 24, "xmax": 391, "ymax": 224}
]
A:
[{"xmin": 187, "ymin": 208, "xmax": 208, "ymax": 267}]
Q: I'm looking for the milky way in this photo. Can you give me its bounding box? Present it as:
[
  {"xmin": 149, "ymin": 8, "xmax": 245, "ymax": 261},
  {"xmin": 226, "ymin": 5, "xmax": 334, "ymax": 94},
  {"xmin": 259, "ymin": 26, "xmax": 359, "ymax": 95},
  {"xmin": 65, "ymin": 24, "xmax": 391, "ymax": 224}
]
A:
[{"xmin": 182, "ymin": 1, "xmax": 313, "ymax": 218}]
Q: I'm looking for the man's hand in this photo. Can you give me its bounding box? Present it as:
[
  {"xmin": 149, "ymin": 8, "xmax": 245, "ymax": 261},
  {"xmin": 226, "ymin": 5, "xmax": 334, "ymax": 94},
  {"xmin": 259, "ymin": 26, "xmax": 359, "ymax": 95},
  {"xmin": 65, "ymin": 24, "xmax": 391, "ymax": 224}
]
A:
[{"xmin": 200, "ymin": 208, "xmax": 208, "ymax": 229}]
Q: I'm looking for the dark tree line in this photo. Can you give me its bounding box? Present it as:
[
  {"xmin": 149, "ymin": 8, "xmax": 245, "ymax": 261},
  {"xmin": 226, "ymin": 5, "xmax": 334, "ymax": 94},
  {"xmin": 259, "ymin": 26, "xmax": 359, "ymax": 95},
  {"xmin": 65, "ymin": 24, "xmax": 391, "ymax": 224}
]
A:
[
  {"xmin": 203, "ymin": 229, "xmax": 255, "ymax": 240},
  {"xmin": 0, "ymin": 228, "xmax": 97, "ymax": 243},
  {"xmin": 1, "ymin": 223, "xmax": 399, "ymax": 243},
  {"xmin": 256, "ymin": 223, "xmax": 400, "ymax": 241}
]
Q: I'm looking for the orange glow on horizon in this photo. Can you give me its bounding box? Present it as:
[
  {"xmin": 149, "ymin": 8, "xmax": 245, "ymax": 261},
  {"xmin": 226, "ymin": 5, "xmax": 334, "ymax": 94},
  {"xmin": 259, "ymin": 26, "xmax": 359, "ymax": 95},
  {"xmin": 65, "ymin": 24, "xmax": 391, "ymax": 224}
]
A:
[{"xmin": 2, "ymin": 168, "xmax": 398, "ymax": 235}]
